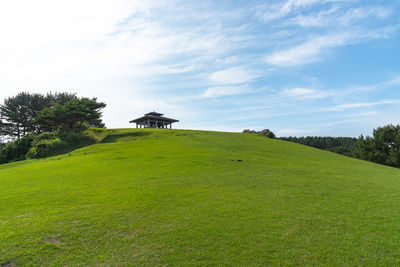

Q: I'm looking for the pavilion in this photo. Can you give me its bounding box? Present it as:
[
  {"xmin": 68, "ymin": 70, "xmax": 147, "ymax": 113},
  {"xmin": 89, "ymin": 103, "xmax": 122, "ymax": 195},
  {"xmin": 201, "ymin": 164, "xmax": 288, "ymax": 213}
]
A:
[{"xmin": 129, "ymin": 112, "xmax": 179, "ymax": 129}]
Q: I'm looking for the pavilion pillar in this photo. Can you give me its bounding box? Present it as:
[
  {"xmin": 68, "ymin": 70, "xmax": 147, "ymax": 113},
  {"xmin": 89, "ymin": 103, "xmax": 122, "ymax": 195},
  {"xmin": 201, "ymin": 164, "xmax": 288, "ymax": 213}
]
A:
[{"xmin": 170, "ymin": 124, "xmax": 172, "ymax": 129}]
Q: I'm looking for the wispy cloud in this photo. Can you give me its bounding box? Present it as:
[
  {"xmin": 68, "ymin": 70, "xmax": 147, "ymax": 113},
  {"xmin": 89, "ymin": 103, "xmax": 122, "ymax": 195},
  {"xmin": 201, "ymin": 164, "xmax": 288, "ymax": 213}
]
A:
[
  {"xmin": 209, "ymin": 67, "xmax": 259, "ymax": 85},
  {"xmin": 265, "ymin": 33, "xmax": 350, "ymax": 66},
  {"xmin": 257, "ymin": 0, "xmax": 342, "ymax": 22},
  {"xmin": 390, "ymin": 76, "xmax": 400, "ymax": 85},
  {"xmin": 265, "ymin": 25, "xmax": 396, "ymax": 66},
  {"xmin": 328, "ymin": 100, "xmax": 400, "ymax": 111},
  {"xmin": 281, "ymin": 87, "xmax": 330, "ymax": 99},
  {"xmin": 290, "ymin": 6, "xmax": 391, "ymax": 28},
  {"xmin": 202, "ymin": 85, "xmax": 250, "ymax": 98},
  {"xmin": 259, "ymin": 0, "xmax": 397, "ymax": 67}
]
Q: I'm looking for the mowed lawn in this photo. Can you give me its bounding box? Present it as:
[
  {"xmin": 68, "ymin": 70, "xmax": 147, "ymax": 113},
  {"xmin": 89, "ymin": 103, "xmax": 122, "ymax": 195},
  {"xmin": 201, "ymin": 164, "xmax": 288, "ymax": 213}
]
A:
[{"xmin": 1, "ymin": 129, "xmax": 400, "ymax": 265}]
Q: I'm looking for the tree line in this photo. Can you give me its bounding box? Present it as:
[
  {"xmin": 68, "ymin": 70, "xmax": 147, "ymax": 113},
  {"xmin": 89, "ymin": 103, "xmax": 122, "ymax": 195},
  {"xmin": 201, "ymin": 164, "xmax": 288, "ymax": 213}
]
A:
[
  {"xmin": 244, "ymin": 125, "xmax": 400, "ymax": 168},
  {"xmin": 0, "ymin": 92, "xmax": 106, "ymax": 164},
  {"xmin": 279, "ymin": 136, "xmax": 358, "ymax": 157}
]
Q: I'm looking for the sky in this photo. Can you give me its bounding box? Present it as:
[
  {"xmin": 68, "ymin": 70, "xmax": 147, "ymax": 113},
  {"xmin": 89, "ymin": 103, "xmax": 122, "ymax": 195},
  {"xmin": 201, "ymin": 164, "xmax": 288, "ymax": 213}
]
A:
[{"xmin": 0, "ymin": 0, "xmax": 399, "ymax": 136}]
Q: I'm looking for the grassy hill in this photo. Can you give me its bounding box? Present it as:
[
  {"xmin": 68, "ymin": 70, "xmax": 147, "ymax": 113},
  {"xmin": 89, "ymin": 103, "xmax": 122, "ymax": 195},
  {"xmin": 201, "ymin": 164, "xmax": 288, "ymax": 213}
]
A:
[{"xmin": 1, "ymin": 128, "xmax": 400, "ymax": 265}]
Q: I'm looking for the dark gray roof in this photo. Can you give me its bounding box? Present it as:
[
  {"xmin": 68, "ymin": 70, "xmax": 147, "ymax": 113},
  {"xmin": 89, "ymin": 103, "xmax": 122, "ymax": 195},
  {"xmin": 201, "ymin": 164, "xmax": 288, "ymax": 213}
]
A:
[
  {"xmin": 129, "ymin": 112, "xmax": 179, "ymax": 123},
  {"xmin": 145, "ymin": 111, "xmax": 164, "ymax": 116}
]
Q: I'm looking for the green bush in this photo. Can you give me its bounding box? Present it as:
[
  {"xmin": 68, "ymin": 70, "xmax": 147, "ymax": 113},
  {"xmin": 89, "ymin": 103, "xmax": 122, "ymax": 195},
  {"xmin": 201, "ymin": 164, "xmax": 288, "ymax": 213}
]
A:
[
  {"xmin": 26, "ymin": 131, "xmax": 94, "ymax": 159},
  {"xmin": 243, "ymin": 129, "xmax": 276, "ymax": 139},
  {"xmin": 0, "ymin": 131, "xmax": 97, "ymax": 163},
  {"xmin": 27, "ymin": 137, "xmax": 67, "ymax": 159},
  {"xmin": 0, "ymin": 135, "xmax": 35, "ymax": 164},
  {"xmin": 57, "ymin": 131, "xmax": 94, "ymax": 146}
]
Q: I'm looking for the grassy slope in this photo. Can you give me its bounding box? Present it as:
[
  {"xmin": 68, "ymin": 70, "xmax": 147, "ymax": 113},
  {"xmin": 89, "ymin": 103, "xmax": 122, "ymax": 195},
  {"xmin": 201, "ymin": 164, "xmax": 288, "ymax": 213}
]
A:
[{"xmin": 1, "ymin": 129, "xmax": 400, "ymax": 266}]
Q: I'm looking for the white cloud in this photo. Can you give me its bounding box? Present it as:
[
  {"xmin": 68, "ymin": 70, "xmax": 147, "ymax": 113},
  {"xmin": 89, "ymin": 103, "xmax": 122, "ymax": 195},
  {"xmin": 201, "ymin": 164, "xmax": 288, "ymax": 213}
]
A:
[
  {"xmin": 265, "ymin": 33, "xmax": 350, "ymax": 66},
  {"xmin": 259, "ymin": 0, "xmax": 396, "ymax": 67},
  {"xmin": 291, "ymin": 7, "xmax": 338, "ymax": 27},
  {"xmin": 389, "ymin": 76, "xmax": 400, "ymax": 85},
  {"xmin": 202, "ymin": 85, "xmax": 250, "ymax": 98},
  {"xmin": 265, "ymin": 25, "xmax": 396, "ymax": 67},
  {"xmin": 328, "ymin": 100, "xmax": 400, "ymax": 111},
  {"xmin": 209, "ymin": 67, "xmax": 258, "ymax": 85},
  {"xmin": 281, "ymin": 87, "xmax": 330, "ymax": 99},
  {"xmin": 258, "ymin": 0, "xmax": 345, "ymax": 22},
  {"xmin": 291, "ymin": 6, "xmax": 391, "ymax": 28},
  {"xmin": 345, "ymin": 111, "xmax": 378, "ymax": 118},
  {"xmin": 334, "ymin": 75, "xmax": 400, "ymax": 100}
]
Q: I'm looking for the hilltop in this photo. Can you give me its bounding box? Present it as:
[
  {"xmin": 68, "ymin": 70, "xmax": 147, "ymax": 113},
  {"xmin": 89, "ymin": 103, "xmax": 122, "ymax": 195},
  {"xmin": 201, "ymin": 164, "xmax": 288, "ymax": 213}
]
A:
[{"xmin": 1, "ymin": 128, "xmax": 400, "ymax": 265}]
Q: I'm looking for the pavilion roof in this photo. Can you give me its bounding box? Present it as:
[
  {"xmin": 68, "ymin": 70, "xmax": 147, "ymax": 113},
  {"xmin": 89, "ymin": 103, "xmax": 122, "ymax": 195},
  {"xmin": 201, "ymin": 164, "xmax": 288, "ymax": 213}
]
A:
[
  {"xmin": 129, "ymin": 112, "xmax": 179, "ymax": 123},
  {"xmin": 145, "ymin": 111, "xmax": 164, "ymax": 116}
]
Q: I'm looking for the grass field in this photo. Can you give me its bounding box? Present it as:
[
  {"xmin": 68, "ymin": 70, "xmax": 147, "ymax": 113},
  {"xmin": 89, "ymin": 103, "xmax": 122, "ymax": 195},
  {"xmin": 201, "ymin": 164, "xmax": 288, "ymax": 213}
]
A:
[{"xmin": 1, "ymin": 128, "xmax": 400, "ymax": 265}]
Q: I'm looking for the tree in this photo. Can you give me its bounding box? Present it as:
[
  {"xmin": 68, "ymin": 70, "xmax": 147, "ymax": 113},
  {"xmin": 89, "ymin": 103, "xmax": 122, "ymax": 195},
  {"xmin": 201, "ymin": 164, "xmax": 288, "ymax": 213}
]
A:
[
  {"xmin": 354, "ymin": 124, "xmax": 400, "ymax": 167},
  {"xmin": 0, "ymin": 92, "xmax": 78, "ymax": 139},
  {"xmin": 0, "ymin": 92, "xmax": 31, "ymax": 138},
  {"xmin": 35, "ymin": 98, "xmax": 106, "ymax": 134},
  {"xmin": 242, "ymin": 129, "xmax": 276, "ymax": 138},
  {"xmin": 259, "ymin": 129, "xmax": 276, "ymax": 139},
  {"xmin": 0, "ymin": 134, "xmax": 35, "ymax": 164},
  {"xmin": 34, "ymin": 104, "xmax": 66, "ymax": 133},
  {"xmin": 46, "ymin": 92, "xmax": 77, "ymax": 106}
]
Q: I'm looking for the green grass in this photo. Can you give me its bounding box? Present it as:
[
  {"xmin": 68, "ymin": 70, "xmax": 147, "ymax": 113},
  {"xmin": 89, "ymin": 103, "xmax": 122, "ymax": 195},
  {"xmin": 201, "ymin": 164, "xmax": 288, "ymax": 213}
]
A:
[{"xmin": 1, "ymin": 128, "xmax": 400, "ymax": 265}]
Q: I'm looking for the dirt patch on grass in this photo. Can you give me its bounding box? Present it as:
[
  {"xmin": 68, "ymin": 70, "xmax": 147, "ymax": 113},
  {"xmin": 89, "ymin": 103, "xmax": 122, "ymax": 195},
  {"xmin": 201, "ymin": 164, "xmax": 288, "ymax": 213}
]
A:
[
  {"xmin": 44, "ymin": 237, "xmax": 62, "ymax": 245},
  {"xmin": 1, "ymin": 262, "xmax": 16, "ymax": 267}
]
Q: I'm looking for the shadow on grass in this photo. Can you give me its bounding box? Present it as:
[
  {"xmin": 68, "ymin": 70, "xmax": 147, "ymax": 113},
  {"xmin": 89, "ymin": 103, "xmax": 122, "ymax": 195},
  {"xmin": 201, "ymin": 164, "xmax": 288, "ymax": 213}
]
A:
[
  {"xmin": 53, "ymin": 141, "xmax": 96, "ymax": 156},
  {"xmin": 100, "ymin": 132, "xmax": 152, "ymax": 143}
]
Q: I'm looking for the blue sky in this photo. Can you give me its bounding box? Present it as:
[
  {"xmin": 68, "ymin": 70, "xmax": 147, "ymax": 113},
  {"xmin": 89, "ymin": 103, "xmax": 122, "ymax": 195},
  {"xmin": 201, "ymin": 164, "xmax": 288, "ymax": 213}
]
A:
[{"xmin": 0, "ymin": 0, "xmax": 399, "ymax": 136}]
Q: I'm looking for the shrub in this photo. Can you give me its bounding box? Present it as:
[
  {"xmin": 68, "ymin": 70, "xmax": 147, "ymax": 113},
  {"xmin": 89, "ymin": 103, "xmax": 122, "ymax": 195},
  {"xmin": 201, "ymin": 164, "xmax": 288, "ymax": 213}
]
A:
[
  {"xmin": 259, "ymin": 129, "xmax": 276, "ymax": 139},
  {"xmin": 0, "ymin": 129, "xmax": 97, "ymax": 164},
  {"xmin": 57, "ymin": 131, "xmax": 94, "ymax": 146},
  {"xmin": 242, "ymin": 129, "xmax": 276, "ymax": 138},
  {"xmin": 26, "ymin": 131, "xmax": 94, "ymax": 159},
  {"xmin": 0, "ymin": 134, "xmax": 35, "ymax": 164},
  {"xmin": 26, "ymin": 137, "xmax": 67, "ymax": 159}
]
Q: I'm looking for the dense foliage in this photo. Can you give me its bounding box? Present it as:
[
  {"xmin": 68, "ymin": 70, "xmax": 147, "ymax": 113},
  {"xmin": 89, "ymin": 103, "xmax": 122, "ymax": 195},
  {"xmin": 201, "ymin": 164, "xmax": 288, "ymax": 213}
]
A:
[
  {"xmin": 27, "ymin": 131, "xmax": 94, "ymax": 159},
  {"xmin": 0, "ymin": 92, "xmax": 105, "ymax": 164},
  {"xmin": 277, "ymin": 125, "xmax": 400, "ymax": 168},
  {"xmin": 243, "ymin": 129, "xmax": 276, "ymax": 138},
  {"xmin": 0, "ymin": 92, "xmax": 77, "ymax": 139},
  {"xmin": 354, "ymin": 124, "xmax": 400, "ymax": 168},
  {"xmin": 0, "ymin": 128, "xmax": 95, "ymax": 164},
  {"xmin": 35, "ymin": 98, "xmax": 106, "ymax": 134},
  {"xmin": 279, "ymin": 136, "xmax": 358, "ymax": 157},
  {"xmin": 0, "ymin": 134, "xmax": 35, "ymax": 164}
]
